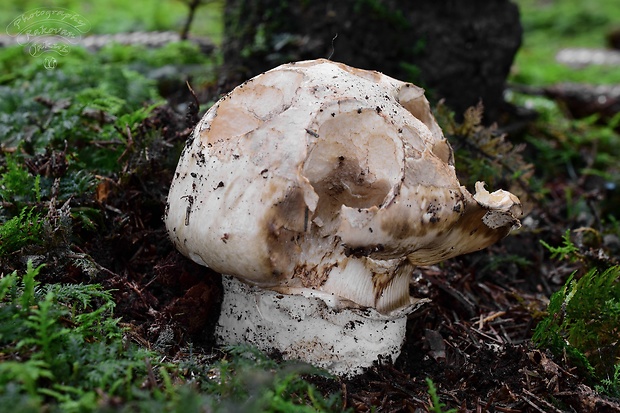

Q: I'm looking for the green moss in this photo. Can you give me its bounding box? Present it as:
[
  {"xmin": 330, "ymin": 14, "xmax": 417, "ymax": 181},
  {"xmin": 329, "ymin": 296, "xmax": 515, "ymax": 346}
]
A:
[
  {"xmin": 0, "ymin": 262, "xmax": 158, "ymax": 411},
  {"xmin": 533, "ymin": 265, "xmax": 620, "ymax": 396},
  {"xmin": 0, "ymin": 155, "xmax": 36, "ymax": 204},
  {"xmin": 0, "ymin": 263, "xmax": 346, "ymax": 412},
  {"xmin": 0, "ymin": 51, "xmax": 162, "ymax": 173},
  {"xmin": 506, "ymin": 91, "xmax": 620, "ymax": 205},
  {"xmin": 196, "ymin": 345, "xmax": 346, "ymax": 412}
]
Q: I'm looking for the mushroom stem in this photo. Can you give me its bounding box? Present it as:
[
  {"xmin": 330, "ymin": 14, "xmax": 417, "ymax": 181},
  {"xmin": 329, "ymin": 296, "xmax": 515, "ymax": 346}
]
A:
[{"xmin": 215, "ymin": 275, "xmax": 428, "ymax": 376}]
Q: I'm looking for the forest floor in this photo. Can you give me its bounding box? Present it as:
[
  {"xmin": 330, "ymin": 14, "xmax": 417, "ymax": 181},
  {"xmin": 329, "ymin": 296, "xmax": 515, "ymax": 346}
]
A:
[
  {"xmin": 92, "ymin": 129, "xmax": 620, "ymax": 412},
  {"xmin": 1, "ymin": 34, "xmax": 620, "ymax": 413},
  {"xmin": 59, "ymin": 55, "xmax": 620, "ymax": 411}
]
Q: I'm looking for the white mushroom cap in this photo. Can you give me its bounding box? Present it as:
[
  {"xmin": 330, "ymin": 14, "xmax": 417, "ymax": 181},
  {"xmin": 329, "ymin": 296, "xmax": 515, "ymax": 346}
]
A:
[{"xmin": 165, "ymin": 59, "xmax": 522, "ymax": 315}]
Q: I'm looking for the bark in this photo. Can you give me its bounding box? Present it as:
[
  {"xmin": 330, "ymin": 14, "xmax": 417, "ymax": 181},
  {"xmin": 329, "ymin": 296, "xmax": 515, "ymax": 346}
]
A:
[{"xmin": 220, "ymin": 0, "xmax": 522, "ymax": 123}]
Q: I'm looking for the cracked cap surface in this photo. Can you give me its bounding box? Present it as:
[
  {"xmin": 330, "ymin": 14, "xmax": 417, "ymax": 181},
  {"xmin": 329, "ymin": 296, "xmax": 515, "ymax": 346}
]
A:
[{"xmin": 165, "ymin": 59, "xmax": 522, "ymax": 314}]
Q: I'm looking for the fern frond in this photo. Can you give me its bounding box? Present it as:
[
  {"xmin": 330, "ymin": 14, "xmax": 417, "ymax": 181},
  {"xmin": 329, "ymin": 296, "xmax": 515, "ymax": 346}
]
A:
[
  {"xmin": 43, "ymin": 282, "xmax": 113, "ymax": 310},
  {"xmin": 436, "ymin": 101, "xmax": 535, "ymax": 202},
  {"xmin": 0, "ymin": 208, "xmax": 44, "ymax": 256}
]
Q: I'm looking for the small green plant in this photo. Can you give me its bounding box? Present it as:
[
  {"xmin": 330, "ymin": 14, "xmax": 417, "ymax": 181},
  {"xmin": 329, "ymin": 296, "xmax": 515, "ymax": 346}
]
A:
[
  {"xmin": 0, "ymin": 48, "xmax": 162, "ymax": 171},
  {"xmin": 0, "ymin": 207, "xmax": 44, "ymax": 256},
  {"xmin": 533, "ymin": 265, "xmax": 620, "ymax": 395},
  {"xmin": 0, "ymin": 155, "xmax": 38, "ymax": 204},
  {"xmin": 0, "ymin": 261, "xmax": 159, "ymax": 411},
  {"xmin": 425, "ymin": 378, "xmax": 457, "ymax": 413},
  {"xmin": 199, "ymin": 345, "xmax": 345, "ymax": 412},
  {"xmin": 598, "ymin": 364, "xmax": 620, "ymax": 398},
  {"xmin": 539, "ymin": 229, "xmax": 581, "ymax": 262},
  {"xmin": 98, "ymin": 40, "xmax": 214, "ymax": 66}
]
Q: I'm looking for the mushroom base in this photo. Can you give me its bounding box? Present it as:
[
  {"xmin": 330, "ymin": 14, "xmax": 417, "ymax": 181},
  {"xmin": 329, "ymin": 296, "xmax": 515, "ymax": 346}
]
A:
[{"xmin": 216, "ymin": 275, "xmax": 418, "ymax": 376}]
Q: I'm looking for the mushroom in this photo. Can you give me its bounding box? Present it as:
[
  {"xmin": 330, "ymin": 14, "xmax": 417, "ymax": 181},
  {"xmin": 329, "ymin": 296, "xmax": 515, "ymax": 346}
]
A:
[{"xmin": 165, "ymin": 59, "xmax": 522, "ymax": 376}]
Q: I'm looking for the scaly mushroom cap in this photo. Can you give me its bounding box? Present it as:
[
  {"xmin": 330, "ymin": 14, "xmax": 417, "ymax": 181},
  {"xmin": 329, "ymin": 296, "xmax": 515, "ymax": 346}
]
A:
[{"xmin": 165, "ymin": 59, "xmax": 522, "ymax": 315}]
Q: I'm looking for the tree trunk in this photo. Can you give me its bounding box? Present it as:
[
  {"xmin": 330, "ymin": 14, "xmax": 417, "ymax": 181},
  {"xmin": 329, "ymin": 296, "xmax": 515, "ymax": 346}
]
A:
[{"xmin": 220, "ymin": 0, "xmax": 522, "ymax": 123}]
